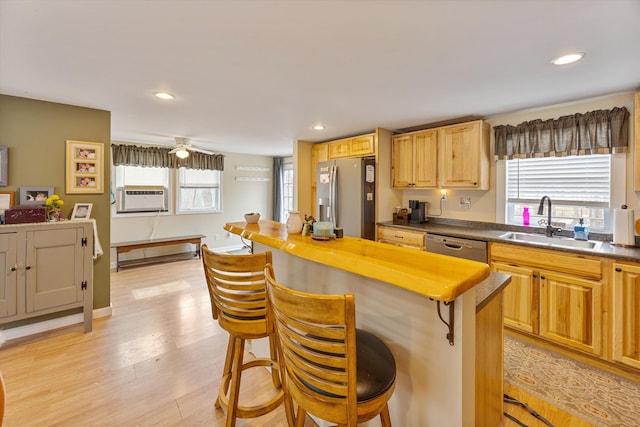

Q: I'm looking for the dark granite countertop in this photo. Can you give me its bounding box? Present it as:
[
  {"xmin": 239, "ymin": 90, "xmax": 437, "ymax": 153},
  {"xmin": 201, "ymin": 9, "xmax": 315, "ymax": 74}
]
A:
[
  {"xmin": 379, "ymin": 218, "xmax": 640, "ymax": 263},
  {"xmin": 475, "ymin": 272, "xmax": 511, "ymax": 313}
]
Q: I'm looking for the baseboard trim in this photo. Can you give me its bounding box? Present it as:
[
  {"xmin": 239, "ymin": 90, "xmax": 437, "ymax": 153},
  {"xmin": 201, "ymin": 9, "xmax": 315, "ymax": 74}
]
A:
[{"xmin": 1, "ymin": 305, "xmax": 113, "ymax": 341}]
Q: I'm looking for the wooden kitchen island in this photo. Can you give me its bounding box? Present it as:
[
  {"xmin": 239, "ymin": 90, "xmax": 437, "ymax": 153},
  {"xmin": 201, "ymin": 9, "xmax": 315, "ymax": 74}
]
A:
[{"xmin": 224, "ymin": 220, "xmax": 509, "ymax": 427}]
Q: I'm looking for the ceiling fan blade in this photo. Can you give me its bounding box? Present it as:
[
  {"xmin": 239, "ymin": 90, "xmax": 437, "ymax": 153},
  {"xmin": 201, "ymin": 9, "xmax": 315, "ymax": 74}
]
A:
[
  {"xmin": 190, "ymin": 146, "xmax": 216, "ymax": 155},
  {"xmin": 168, "ymin": 147, "xmax": 179, "ymax": 154}
]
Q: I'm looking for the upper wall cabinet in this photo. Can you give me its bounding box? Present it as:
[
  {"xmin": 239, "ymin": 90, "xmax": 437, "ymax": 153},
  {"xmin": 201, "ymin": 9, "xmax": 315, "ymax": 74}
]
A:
[
  {"xmin": 391, "ymin": 129, "xmax": 438, "ymax": 188},
  {"xmin": 439, "ymin": 121, "xmax": 490, "ymax": 189},
  {"xmin": 391, "ymin": 120, "xmax": 490, "ymax": 190},
  {"xmin": 329, "ymin": 134, "xmax": 375, "ymax": 159}
]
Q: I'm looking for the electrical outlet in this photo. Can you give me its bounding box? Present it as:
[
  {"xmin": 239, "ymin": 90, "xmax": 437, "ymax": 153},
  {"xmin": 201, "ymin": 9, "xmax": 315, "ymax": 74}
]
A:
[
  {"xmin": 460, "ymin": 197, "xmax": 471, "ymax": 209},
  {"xmin": 214, "ymin": 234, "xmax": 220, "ymax": 240}
]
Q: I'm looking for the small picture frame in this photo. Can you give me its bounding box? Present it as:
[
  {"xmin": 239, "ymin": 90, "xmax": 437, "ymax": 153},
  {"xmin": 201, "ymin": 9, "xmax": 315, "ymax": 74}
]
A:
[
  {"xmin": 0, "ymin": 147, "xmax": 8, "ymax": 187},
  {"xmin": 19, "ymin": 186, "xmax": 54, "ymax": 205},
  {"xmin": 0, "ymin": 191, "xmax": 15, "ymax": 210},
  {"xmin": 70, "ymin": 203, "xmax": 93, "ymax": 220},
  {"xmin": 66, "ymin": 140, "xmax": 104, "ymax": 194}
]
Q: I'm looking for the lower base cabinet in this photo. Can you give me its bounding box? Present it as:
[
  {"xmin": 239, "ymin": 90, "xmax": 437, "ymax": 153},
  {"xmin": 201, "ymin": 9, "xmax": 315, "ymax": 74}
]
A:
[
  {"xmin": 0, "ymin": 221, "xmax": 94, "ymax": 332},
  {"xmin": 612, "ymin": 261, "xmax": 640, "ymax": 369},
  {"xmin": 377, "ymin": 225, "xmax": 425, "ymax": 250},
  {"xmin": 492, "ymin": 261, "xmax": 538, "ymax": 334},
  {"xmin": 539, "ymin": 269, "xmax": 602, "ymax": 355},
  {"xmin": 490, "ymin": 243, "xmax": 603, "ymax": 357}
]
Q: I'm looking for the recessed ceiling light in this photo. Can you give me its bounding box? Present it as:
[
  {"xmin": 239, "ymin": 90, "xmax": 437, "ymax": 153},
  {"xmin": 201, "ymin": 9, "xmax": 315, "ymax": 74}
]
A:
[
  {"xmin": 154, "ymin": 91, "xmax": 175, "ymax": 100},
  {"xmin": 313, "ymin": 124, "xmax": 325, "ymax": 130},
  {"xmin": 551, "ymin": 52, "xmax": 585, "ymax": 65}
]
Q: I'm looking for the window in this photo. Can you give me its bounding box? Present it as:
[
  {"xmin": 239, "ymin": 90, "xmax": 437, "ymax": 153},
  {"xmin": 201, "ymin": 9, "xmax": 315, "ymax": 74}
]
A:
[
  {"xmin": 114, "ymin": 165, "xmax": 170, "ymax": 215},
  {"xmin": 505, "ymin": 155, "xmax": 611, "ymax": 231},
  {"xmin": 115, "ymin": 165, "xmax": 169, "ymax": 188},
  {"xmin": 177, "ymin": 167, "xmax": 221, "ymax": 213},
  {"xmin": 280, "ymin": 162, "xmax": 294, "ymax": 222}
]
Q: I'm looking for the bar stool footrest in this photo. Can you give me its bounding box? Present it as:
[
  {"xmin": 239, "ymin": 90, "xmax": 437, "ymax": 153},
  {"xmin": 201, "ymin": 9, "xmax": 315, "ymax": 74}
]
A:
[{"xmin": 217, "ymin": 357, "xmax": 284, "ymax": 418}]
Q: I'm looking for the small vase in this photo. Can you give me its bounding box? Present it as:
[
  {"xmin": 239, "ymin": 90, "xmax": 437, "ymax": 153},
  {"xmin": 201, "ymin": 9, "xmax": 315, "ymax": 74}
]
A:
[
  {"xmin": 47, "ymin": 208, "xmax": 61, "ymax": 222},
  {"xmin": 286, "ymin": 211, "xmax": 303, "ymax": 235}
]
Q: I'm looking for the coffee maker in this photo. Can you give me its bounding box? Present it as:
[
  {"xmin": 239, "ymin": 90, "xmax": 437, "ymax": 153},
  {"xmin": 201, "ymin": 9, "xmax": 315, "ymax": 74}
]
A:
[{"xmin": 409, "ymin": 200, "xmax": 428, "ymax": 224}]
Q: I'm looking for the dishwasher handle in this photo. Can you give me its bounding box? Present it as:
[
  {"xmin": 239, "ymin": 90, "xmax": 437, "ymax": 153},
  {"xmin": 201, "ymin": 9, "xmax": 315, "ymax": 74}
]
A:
[{"xmin": 443, "ymin": 242, "xmax": 464, "ymax": 250}]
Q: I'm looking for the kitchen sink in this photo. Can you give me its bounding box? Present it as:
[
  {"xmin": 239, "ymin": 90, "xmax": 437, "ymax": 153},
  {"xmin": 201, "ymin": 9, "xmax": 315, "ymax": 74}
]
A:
[{"xmin": 498, "ymin": 232, "xmax": 602, "ymax": 251}]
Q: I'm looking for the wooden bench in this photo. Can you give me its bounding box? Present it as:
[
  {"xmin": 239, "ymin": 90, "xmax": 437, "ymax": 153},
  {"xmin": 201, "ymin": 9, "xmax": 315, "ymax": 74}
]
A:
[{"xmin": 111, "ymin": 234, "xmax": 205, "ymax": 271}]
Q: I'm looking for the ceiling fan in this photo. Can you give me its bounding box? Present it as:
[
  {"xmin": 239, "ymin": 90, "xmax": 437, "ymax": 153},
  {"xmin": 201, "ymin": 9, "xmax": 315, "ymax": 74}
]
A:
[{"xmin": 169, "ymin": 137, "xmax": 215, "ymax": 159}]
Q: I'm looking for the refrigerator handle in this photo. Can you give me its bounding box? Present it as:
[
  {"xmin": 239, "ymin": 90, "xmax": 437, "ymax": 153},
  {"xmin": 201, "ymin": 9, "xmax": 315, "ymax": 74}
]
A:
[{"xmin": 330, "ymin": 164, "xmax": 337, "ymax": 225}]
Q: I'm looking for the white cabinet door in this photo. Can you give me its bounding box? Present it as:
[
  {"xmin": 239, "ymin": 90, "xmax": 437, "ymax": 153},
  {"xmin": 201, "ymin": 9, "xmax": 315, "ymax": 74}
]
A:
[
  {"xmin": 0, "ymin": 233, "xmax": 18, "ymax": 317},
  {"xmin": 25, "ymin": 228, "xmax": 85, "ymax": 313}
]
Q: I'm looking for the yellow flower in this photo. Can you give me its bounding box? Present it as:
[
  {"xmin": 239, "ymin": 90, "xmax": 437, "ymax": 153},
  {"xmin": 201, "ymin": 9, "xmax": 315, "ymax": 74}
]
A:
[{"xmin": 45, "ymin": 194, "xmax": 64, "ymax": 209}]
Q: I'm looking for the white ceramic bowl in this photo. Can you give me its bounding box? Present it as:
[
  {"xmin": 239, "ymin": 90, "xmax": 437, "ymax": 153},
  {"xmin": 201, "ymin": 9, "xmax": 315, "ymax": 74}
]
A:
[{"xmin": 244, "ymin": 212, "xmax": 260, "ymax": 224}]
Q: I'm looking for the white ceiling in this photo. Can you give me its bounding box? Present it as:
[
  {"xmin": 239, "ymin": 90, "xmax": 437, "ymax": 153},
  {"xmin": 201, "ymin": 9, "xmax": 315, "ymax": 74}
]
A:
[{"xmin": 1, "ymin": 0, "xmax": 639, "ymax": 157}]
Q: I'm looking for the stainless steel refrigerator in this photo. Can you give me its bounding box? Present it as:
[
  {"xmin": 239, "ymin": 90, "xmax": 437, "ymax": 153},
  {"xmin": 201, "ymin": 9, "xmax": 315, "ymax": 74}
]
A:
[{"xmin": 316, "ymin": 157, "xmax": 376, "ymax": 240}]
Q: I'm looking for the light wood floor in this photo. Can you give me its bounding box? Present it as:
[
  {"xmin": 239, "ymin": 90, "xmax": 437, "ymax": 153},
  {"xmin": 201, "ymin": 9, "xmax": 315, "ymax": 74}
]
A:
[{"xmin": 0, "ymin": 259, "xmax": 591, "ymax": 426}]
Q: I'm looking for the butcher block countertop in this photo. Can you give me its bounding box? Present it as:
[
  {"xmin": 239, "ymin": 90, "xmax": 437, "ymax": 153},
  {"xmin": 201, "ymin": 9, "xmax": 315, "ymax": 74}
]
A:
[{"xmin": 224, "ymin": 220, "xmax": 490, "ymax": 302}]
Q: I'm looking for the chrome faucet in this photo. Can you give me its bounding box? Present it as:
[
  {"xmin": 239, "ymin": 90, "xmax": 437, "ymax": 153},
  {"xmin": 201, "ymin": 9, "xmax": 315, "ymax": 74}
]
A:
[{"xmin": 537, "ymin": 196, "xmax": 561, "ymax": 237}]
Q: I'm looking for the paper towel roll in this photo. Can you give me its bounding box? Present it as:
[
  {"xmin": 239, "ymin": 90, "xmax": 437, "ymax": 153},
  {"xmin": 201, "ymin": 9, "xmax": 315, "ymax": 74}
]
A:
[{"xmin": 613, "ymin": 208, "xmax": 635, "ymax": 246}]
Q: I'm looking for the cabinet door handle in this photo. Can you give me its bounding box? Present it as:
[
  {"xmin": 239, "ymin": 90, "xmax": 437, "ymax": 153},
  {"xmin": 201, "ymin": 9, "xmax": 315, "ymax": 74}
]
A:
[
  {"xmin": 10, "ymin": 265, "xmax": 16, "ymax": 272},
  {"xmin": 540, "ymin": 275, "xmax": 546, "ymax": 280},
  {"xmin": 394, "ymin": 235, "xmax": 404, "ymax": 239},
  {"xmin": 25, "ymin": 265, "xmax": 31, "ymax": 270},
  {"xmin": 615, "ymin": 267, "xmax": 622, "ymax": 272}
]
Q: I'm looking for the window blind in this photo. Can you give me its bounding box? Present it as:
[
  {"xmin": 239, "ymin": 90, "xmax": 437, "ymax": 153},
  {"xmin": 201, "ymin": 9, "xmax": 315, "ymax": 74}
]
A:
[{"xmin": 506, "ymin": 155, "xmax": 610, "ymax": 207}]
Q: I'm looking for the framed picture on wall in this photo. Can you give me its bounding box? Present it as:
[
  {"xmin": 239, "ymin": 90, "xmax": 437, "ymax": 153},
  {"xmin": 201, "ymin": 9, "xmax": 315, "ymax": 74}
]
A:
[
  {"xmin": 66, "ymin": 140, "xmax": 104, "ymax": 194},
  {"xmin": 19, "ymin": 186, "xmax": 54, "ymax": 205},
  {"xmin": 0, "ymin": 146, "xmax": 8, "ymax": 187}
]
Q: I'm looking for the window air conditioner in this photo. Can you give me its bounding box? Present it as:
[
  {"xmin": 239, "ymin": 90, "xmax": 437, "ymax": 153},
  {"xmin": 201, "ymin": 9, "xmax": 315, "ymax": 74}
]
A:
[{"xmin": 116, "ymin": 186, "xmax": 168, "ymax": 213}]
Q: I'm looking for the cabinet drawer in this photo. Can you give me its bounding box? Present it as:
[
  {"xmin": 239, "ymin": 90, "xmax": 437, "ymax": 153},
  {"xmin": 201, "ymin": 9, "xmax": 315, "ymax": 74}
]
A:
[
  {"xmin": 489, "ymin": 242, "xmax": 602, "ymax": 280},
  {"xmin": 377, "ymin": 227, "xmax": 425, "ymax": 249}
]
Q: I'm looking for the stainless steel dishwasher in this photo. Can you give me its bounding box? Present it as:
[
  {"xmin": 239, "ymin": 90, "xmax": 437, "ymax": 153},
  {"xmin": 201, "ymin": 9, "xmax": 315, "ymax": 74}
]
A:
[{"xmin": 425, "ymin": 234, "xmax": 488, "ymax": 263}]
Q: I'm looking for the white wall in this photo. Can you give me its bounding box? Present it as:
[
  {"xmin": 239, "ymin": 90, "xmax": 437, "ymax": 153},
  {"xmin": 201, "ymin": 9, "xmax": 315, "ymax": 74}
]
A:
[
  {"xmin": 402, "ymin": 91, "xmax": 636, "ymax": 224},
  {"xmin": 110, "ymin": 152, "xmax": 274, "ymax": 263}
]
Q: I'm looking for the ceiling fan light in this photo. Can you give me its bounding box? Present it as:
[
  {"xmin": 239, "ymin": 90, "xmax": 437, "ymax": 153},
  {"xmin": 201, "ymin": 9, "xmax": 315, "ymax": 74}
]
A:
[{"xmin": 175, "ymin": 148, "xmax": 189, "ymax": 159}]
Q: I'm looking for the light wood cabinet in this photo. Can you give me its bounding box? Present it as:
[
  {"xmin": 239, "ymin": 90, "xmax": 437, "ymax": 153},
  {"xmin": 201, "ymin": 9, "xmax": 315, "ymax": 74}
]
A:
[
  {"xmin": 377, "ymin": 225, "xmax": 425, "ymax": 250},
  {"xmin": 391, "ymin": 129, "xmax": 437, "ymax": 188},
  {"xmin": 611, "ymin": 261, "xmax": 640, "ymax": 369},
  {"xmin": 490, "ymin": 242, "xmax": 603, "ymax": 356},
  {"xmin": 439, "ymin": 121, "xmax": 490, "ymax": 189},
  {"xmin": 0, "ymin": 221, "xmax": 94, "ymax": 332},
  {"xmin": 492, "ymin": 261, "xmax": 538, "ymax": 334},
  {"xmin": 539, "ymin": 269, "xmax": 602, "ymax": 355},
  {"xmin": 328, "ymin": 134, "xmax": 375, "ymax": 159},
  {"xmin": 391, "ymin": 119, "xmax": 489, "ymax": 190}
]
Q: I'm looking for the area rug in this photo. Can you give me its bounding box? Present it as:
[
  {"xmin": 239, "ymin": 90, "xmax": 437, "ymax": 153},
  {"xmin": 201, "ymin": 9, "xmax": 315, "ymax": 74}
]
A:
[{"xmin": 504, "ymin": 335, "xmax": 640, "ymax": 426}]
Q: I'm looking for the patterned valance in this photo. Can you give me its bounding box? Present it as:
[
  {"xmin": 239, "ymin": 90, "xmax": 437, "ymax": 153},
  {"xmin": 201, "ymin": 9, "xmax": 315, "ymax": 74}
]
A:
[
  {"xmin": 493, "ymin": 107, "xmax": 629, "ymax": 160},
  {"xmin": 111, "ymin": 144, "xmax": 224, "ymax": 171}
]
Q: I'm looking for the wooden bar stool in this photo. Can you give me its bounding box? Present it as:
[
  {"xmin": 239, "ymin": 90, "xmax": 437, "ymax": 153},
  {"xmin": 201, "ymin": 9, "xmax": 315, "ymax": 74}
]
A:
[
  {"xmin": 264, "ymin": 264, "xmax": 396, "ymax": 427},
  {"xmin": 201, "ymin": 245, "xmax": 284, "ymax": 427}
]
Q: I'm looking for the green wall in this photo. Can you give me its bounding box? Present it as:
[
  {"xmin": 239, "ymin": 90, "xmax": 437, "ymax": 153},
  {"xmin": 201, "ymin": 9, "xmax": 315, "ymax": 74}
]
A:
[{"xmin": 0, "ymin": 94, "xmax": 111, "ymax": 309}]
